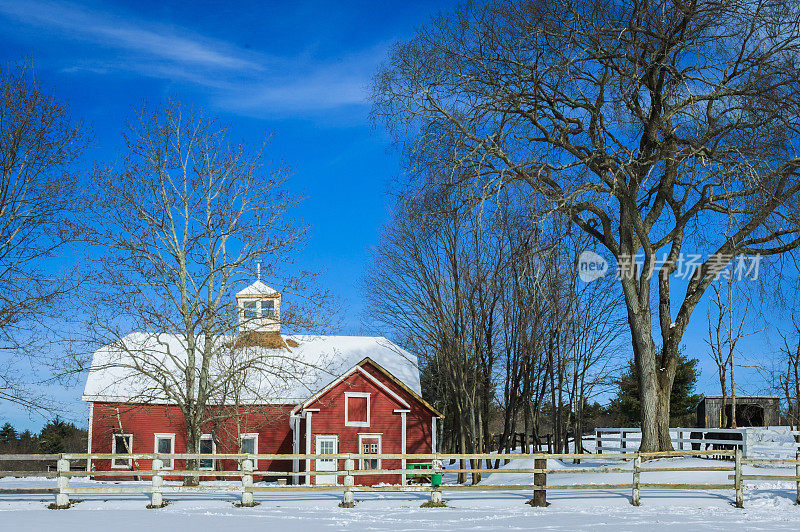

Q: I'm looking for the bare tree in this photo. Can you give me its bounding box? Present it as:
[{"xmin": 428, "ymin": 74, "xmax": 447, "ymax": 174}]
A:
[
  {"xmin": 78, "ymin": 100, "xmax": 332, "ymax": 482},
  {"xmin": 775, "ymin": 318, "xmax": 800, "ymax": 430},
  {"xmin": 705, "ymin": 279, "xmax": 761, "ymax": 428},
  {"xmin": 0, "ymin": 61, "xmax": 86, "ymax": 410},
  {"xmin": 365, "ymin": 178, "xmax": 623, "ymax": 479},
  {"xmin": 372, "ymin": 0, "xmax": 800, "ymax": 450}
]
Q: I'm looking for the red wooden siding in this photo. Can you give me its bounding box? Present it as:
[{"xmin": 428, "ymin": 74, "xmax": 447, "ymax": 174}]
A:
[
  {"xmin": 305, "ymin": 361, "xmax": 435, "ymax": 485},
  {"xmin": 88, "ymin": 359, "xmax": 437, "ymax": 486},
  {"xmin": 89, "ymin": 402, "xmax": 294, "ymax": 480}
]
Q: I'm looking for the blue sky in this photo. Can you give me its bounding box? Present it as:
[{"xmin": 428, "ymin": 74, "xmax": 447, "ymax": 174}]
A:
[
  {"xmin": 0, "ymin": 0, "xmax": 458, "ymax": 429},
  {"xmin": 0, "ymin": 0, "xmax": 786, "ymax": 431}
]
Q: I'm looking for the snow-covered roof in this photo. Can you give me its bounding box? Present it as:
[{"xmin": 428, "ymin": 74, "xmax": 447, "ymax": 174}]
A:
[
  {"xmin": 82, "ymin": 333, "xmax": 421, "ymax": 405},
  {"xmin": 701, "ymin": 395, "xmax": 780, "ymax": 400},
  {"xmin": 236, "ymin": 280, "xmax": 278, "ymax": 297}
]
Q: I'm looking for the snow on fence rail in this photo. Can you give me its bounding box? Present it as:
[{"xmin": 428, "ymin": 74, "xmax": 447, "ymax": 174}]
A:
[{"xmin": 3, "ymin": 449, "xmax": 797, "ymax": 509}]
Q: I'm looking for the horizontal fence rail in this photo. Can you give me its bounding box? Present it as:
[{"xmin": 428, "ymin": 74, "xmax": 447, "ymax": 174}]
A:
[
  {"xmin": 596, "ymin": 427, "xmax": 800, "ymax": 459},
  {"xmin": 0, "ymin": 449, "xmax": 796, "ymax": 509}
]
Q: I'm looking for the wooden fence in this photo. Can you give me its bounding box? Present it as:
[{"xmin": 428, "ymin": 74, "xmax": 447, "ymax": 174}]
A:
[{"xmin": 1, "ymin": 449, "xmax": 797, "ymax": 509}]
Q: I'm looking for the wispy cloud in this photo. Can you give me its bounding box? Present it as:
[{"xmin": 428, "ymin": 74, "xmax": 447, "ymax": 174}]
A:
[
  {"xmin": 0, "ymin": 0, "xmax": 261, "ymax": 70},
  {"xmin": 0, "ymin": 0, "xmax": 383, "ymax": 115}
]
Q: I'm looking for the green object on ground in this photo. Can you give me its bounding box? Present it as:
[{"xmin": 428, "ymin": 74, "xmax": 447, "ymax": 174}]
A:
[{"xmin": 406, "ymin": 462, "xmax": 433, "ymax": 477}]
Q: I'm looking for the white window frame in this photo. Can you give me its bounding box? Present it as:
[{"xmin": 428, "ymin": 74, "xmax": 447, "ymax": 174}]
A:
[
  {"xmin": 111, "ymin": 433, "xmax": 133, "ymax": 469},
  {"xmin": 261, "ymin": 298, "xmax": 275, "ymax": 317},
  {"xmin": 243, "ymin": 299, "xmax": 258, "ymax": 315},
  {"xmin": 199, "ymin": 434, "xmax": 216, "ymax": 471},
  {"xmin": 240, "ymin": 433, "xmax": 259, "ymax": 469},
  {"xmin": 154, "ymin": 433, "xmax": 176, "ymax": 470},
  {"xmin": 345, "ymin": 392, "xmax": 371, "ymax": 427},
  {"xmin": 358, "ymin": 433, "xmax": 382, "ymax": 470}
]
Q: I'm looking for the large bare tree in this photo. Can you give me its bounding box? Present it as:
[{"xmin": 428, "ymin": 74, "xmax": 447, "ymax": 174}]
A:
[
  {"xmin": 79, "ymin": 100, "xmax": 332, "ymax": 479},
  {"xmin": 0, "ymin": 61, "xmax": 86, "ymax": 410},
  {"xmin": 365, "ymin": 180, "xmax": 623, "ymax": 477},
  {"xmin": 371, "ymin": 0, "xmax": 800, "ymax": 450}
]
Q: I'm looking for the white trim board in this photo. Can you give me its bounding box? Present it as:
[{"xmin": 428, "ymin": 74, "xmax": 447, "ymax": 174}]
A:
[{"xmin": 86, "ymin": 403, "xmax": 94, "ymax": 472}]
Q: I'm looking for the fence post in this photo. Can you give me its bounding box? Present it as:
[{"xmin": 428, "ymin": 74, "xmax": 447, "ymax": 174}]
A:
[
  {"xmin": 340, "ymin": 454, "xmax": 355, "ymax": 508},
  {"xmin": 741, "ymin": 430, "xmax": 749, "ymax": 459},
  {"xmin": 734, "ymin": 447, "xmax": 743, "ymax": 508},
  {"xmin": 426, "ymin": 456, "xmax": 444, "ymax": 507},
  {"xmin": 631, "ymin": 454, "xmax": 641, "ymax": 506},
  {"xmin": 795, "ymin": 451, "xmax": 800, "ymax": 505},
  {"xmin": 596, "ymin": 430, "xmax": 602, "ymax": 455},
  {"xmin": 54, "ymin": 456, "xmax": 70, "ymax": 508},
  {"xmin": 528, "ymin": 456, "xmax": 548, "ymax": 507},
  {"xmin": 149, "ymin": 458, "xmax": 164, "ymax": 508},
  {"xmin": 240, "ymin": 458, "xmax": 255, "ymax": 507},
  {"xmin": 621, "ymin": 431, "xmax": 627, "ymax": 455}
]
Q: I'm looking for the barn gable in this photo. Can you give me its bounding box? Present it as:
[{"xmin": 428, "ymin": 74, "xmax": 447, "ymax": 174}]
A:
[
  {"xmin": 292, "ymin": 357, "xmax": 442, "ymax": 418},
  {"xmin": 290, "ymin": 358, "xmax": 441, "ymax": 486}
]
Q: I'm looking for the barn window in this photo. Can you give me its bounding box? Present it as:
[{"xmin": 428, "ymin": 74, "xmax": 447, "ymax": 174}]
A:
[
  {"xmin": 243, "ymin": 300, "xmax": 258, "ymax": 318},
  {"xmin": 358, "ymin": 434, "xmax": 381, "ymax": 470},
  {"xmin": 261, "ymin": 299, "xmax": 275, "ymax": 317},
  {"xmin": 240, "ymin": 433, "xmax": 259, "ymax": 468},
  {"xmin": 154, "ymin": 433, "xmax": 175, "ymax": 470},
  {"xmin": 111, "ymin": 434, "xmax": 132, "ymax": 468},
  {"xmin": 199, "ymin": 435, "xmax": 215, "ymax": 470},
  {"xmin": 345, "ymin": 392, "xmax": 370, "ymax": 427}
]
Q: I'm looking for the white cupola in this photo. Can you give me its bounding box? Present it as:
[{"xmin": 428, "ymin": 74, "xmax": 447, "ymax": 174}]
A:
[{"xmin": 236, "ymin": 266, "xmax": 281, "ymax": 333}]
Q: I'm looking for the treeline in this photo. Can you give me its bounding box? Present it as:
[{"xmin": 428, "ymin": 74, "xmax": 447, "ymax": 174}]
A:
[
  {"xmin": 0, "ymin": 418, "xmax": 87, "ymax": 455},
  {"xmin": 364, "ymin": 185, "xmax": 629, "ymax": 481},
  {"xmin": 365, "ymin": 183, "xmax": 707, "ymax": 479}
]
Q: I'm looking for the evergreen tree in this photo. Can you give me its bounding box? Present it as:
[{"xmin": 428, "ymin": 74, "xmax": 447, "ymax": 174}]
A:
[
  {"xmin": 611, "ymin": 350, "xmax": 702, "ymax": 427},
  {"xmin": 38, "ymin": 417, "xmax": 78, "ymax": 454},
  {"xmin": 0, "ymin": 422, "xmax": 17, "ymax": 444}
]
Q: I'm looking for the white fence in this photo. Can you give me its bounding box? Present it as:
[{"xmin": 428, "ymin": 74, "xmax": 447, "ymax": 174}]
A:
[
  {"xmin": 0, "ymin": 449, "xmax": 761, "ymax": 509},
  {"xmin": 595, "ymin": 427, "xmax": 800, "ymax": 458}
]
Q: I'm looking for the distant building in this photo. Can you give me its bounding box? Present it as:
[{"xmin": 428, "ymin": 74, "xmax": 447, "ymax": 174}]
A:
[{"xmin": 696, "ymin": 396, "xmax": 780, "ymax": 428}]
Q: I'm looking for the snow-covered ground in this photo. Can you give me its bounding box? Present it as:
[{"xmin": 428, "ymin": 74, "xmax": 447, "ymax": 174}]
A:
[{"xmin": 2, "ymin": 456, "xmax": 800, "ymax": 530}]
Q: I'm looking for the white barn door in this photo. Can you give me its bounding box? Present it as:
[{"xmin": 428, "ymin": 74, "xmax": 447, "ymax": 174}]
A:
[{"xmin": 315, "ymin": 435, "xmax": 338, "ymax": 485}]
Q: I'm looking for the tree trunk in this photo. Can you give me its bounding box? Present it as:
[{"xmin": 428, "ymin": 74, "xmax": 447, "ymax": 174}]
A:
[
  {"xmin": 655, "ymin": 383, "xmax": 674, "ymax": 451},
  {"xmin": 470, "ymin": 404, "xmax": 481, "ymax": 485},
  {"xmin": 730, "ymin": 362, "xmax": 737, "ymax": 429},
  {"xmin": 627, "ymin": 292, "xmax": 676, "ymax": 453},
  {"xmin": 458, "ymin": 426, "xmax": 468, "ymax": 484},
  {"xmin": 184, "ymin": 423, "xmax": 200, "ymax": 486},
  {"xmin": 636, "ymin": 348, "xmax": 662, "ymax": 452},
  {"xmin": 720, "ymin": 370, "xmax": 729, "ymax": 428}
]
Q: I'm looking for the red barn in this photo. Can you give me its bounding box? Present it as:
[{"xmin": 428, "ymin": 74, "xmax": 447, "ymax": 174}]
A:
[{"xmin": 82, "ymin": 280, "xmax": 442, "ymax": 485}]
